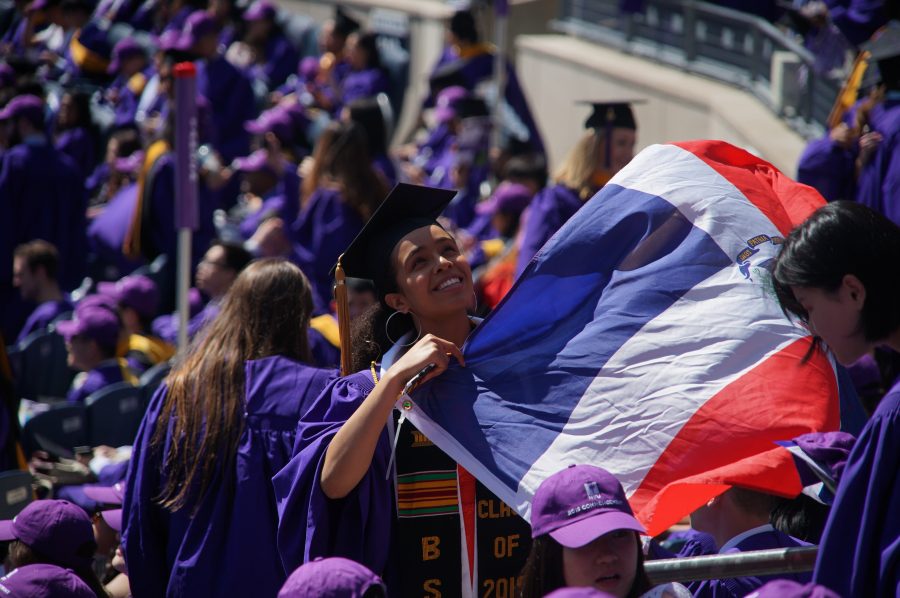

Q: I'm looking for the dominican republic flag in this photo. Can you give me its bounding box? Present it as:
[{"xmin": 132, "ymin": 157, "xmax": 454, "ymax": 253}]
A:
[{"xmin": 407, "ymin": 140, "xmax": 860, "ymax": 537}]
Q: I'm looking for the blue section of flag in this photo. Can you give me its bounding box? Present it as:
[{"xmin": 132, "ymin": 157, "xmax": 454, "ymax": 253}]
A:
[{"xmin": 416, "ymin": 185, "xmax": 734, "ymax": 490}]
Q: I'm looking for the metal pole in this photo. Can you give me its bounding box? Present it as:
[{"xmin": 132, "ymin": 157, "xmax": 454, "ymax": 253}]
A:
[
  {"xmin": 173, "ymin": 62, "xmax": 198, "ymax": 353},
  {"xmin": 492, "ymin": 0, "xmax": 508, "ymax": 153},
  {"xmin": 644, "ymin": 546, "xmax": 818, "ymax": 585}
]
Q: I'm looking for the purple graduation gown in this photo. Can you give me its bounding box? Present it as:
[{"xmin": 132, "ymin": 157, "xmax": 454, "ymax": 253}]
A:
[
  {"xmin": 122, "ymin": 355, "xmax": 337, "ymax": 597},
  {"xmin": 252, "ymin": 34, "xmax": 299, "ymax": 91},
  {"xmin": 290, "ymin": 188, "xmax": 365, "ymax": 310},
  {"xmin": 796, "ymin": 136, "xmax": 857, "ymax": 202},
  {"xmin": 66, "ymin": 360, "xmax": 129, "ymax": 404},
  {"xmin": 87, "ymin": 182, "xmax": 143, "ymax": 277},
  {"xmin": 272, "ymin": 371, "xmax": 393, "ymax": 575},
  {"xmin": 854, "ymin": 96, "xmax": 900, "ymax": 226},
  {"xmin": 238, "ymin": 166, "xmax": 300, "ymax": 239},
  {"xmin": 195, "ymin": 55, "xmax": 256, "ymax": 162},
  {"xmin": 514, "ymin": 183, "xmax": 582, "ymax": 277},
  {"xmin": 55, "ymin": 127, "xmax": 97, "ymax": 181},
  {"xmin": 16, "ymin": 299, "xmax": 74, "ymax": 343},
  {"xmin": 0, "ymin": 139, "xmax": 88, "ymax": 291},
  {"xmin": 813, "ymin": 383, "xmax": 899, "ymax": 597},
  {"xmin": 151, "ymin": 299, "xmax": 220, "ymax": 345},
  {"xmin": 686, "ymin": 526, "xmax": 812, "ymax": 597}
]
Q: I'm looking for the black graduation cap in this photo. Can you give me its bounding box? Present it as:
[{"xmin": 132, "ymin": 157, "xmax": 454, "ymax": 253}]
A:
[
  {"xmin": 861, "ymin": 20, "xmax": 900, "ymax": 62},
  {"xmin": 334, "ymin": 183, "xmax": 456, "ymax": 296},
  {"xmin": 334, "ymin": 6, "xmax": 361, "ymax": 38},
  {"xmin": 429, "ymin": 60, "xmax": 472, "ymax": 95},
  {"xmin": 331, "ymin": 183, "xmax": 455, "ymax": 374},
  {"xmin": 453, "ymin": 96, "xmax": 489, "ymax": 119},
  {"xmin": 579, "ymin": 100, "xmax": 643, "ymax": 130}
]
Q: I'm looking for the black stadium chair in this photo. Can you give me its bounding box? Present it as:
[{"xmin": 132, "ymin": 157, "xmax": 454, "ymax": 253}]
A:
[
  {"xmin": 10, "ymin": 330, "xmax": 76, "ymax": 402},
  {"xmin": 22, "ymin": 404, "xmax": 89, "ymax": 458},
  {"xmin": 85, "ymin": 383, "xmax": 145, "ymax": 448},
  {"xmin": 0, "ymin": 471, "xmax": 33, "ymax": 519},
  {"xmin": 139, "ymin": 360, "xmax": 172, "ymax": 408}
]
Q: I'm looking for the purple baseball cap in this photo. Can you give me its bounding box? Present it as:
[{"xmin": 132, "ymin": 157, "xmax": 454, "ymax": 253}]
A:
[
  {"xmin": 82, "ymin": 481, "xmax": 126, "ymax": 506},
  {"xmin": 100, "ymin": 508, "xmax": 123, "ymax": 532},
  {"xmin": 97, "ymin": 274, "xmax": 159, "ymax": 319},
  {"xmin": 0, "ymin": 564, "xmax": 95, "ymax": 598},
  {"xmin": 0, "ymin": 94, "xmax": 44, "ymax": 125},
  {"xmin": 434, "ymin": 85, "xmax": 468, "ymax": 124},
  {"xmin": 180, "ymin": 10, "xmax": 218, "ymax": 49},
  {"xmin": 113, "ymin": 150, "xmax": 145, "ymax": 175},
  {"xmin": 108, "ymin": 38, "xmax": 145, "ymax": 74},
  {"xmin": 278, "ymin": 557, "xmax": 385, "ymax": 598},
  {"xmin": 245, "ymin": 107, "xmax": 294, "ymax": 142},
  {"xmin": 244, "ymin": 0, "xmax": 276, "ymax": 21},
  {"xmin": 298, "ymin": 56, "xmax": 319, "ymax": 81},
  {"xmin": 531, "ymin": 465, "xmax": 646, "ymax": 548},
  {"xmin": 155, "ymin": 28, "xmax": 188, "ymax": 52},
  {"xmin": 745, "ymin": 580, "xmax": 841, "ymax": 598},
  {"xmin": 476, "ymin": 181, "xmax": 533, "ymax": 216},
  {"xmin": 0, "ymin": 500, "xmax": 96, "ymax": 570},
  {"xmin": 56, "ymin": 302, "xmax": 121, "ymax": 346},
  {"xmin": 545, "ymin": 589, "xmax": 616, "ymax": 598}
]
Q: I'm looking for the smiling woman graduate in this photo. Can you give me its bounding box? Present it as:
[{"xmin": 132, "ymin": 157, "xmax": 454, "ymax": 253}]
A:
[{"xmin": 274, "ymin": 183, "xmax": 533, "ymax": 598}]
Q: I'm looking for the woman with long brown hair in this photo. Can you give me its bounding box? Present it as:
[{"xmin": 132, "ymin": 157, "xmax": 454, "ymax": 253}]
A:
[
  {"xmin": 122, "ymin": 259, "xmax": 338, "ymax": 597},
  {"xmin": 293, "ymin": 120, "xmax": 389, "ymax": 308}
]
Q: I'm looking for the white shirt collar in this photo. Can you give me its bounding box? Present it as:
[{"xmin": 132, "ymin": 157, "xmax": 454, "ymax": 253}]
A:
[{"xmin": 718, "ymin": 523, "xmax": 775, "ymax": 553}]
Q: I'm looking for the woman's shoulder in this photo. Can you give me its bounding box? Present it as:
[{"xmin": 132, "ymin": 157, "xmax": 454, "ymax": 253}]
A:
[{"xmin": 297, "ymin": 368, "xmax": 379, "ymax": 425}]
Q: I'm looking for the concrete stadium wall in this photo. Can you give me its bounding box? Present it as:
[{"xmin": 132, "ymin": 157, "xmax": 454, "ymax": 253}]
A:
[{"xmin": 516, "ymin": 34, "xmax": 806, "ymax": 176}]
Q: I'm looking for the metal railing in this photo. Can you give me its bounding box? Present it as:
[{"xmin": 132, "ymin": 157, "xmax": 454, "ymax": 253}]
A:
[
  {"xmin": 645, "ymin": 545, "xmax": 818, "ymax": 584},
  {"xmin": 554, "ymin": 0, "xmax": 843, "ymax": 138}
]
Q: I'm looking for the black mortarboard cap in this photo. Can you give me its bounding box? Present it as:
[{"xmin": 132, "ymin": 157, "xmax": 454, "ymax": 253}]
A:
[
  {"xmin": 453, "ymin": 95, "xmax": 489, "ymax": 119},
  {"xmin": 333, "ymin": 183, "xmax": 456, "ymax": 297},
  {"xmin": 429, "ymin": 60, "xmax": 472, "ymax": 95},
  {"xmin": 862, "ymin": 21, "xmax": 900, "ymax": 88},
  {"xmin": 334, "ymin": 6, "xmax": 361, "ymax": 38},
  {"xmin": 580, "ymin": 100, "xmax": 642, "ymax": 130}
]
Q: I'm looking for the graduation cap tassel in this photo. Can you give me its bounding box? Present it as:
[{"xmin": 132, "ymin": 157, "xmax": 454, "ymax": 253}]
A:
[{"xmin": 334, "ymin": 255, "xmax": 353, "ymax": 376}]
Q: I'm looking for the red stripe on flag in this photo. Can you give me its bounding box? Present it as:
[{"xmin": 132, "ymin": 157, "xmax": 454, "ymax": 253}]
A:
[
  {"xmin": 458, "ymin": 465, "xmax": 477, "ymax": 589},
  {"xmin": 672, "ymin": 140, "xmax": 826, "ymax": 235},
  {"xmin": 630, "ymin": 337, "xmax": 841, "ymax": 537}
]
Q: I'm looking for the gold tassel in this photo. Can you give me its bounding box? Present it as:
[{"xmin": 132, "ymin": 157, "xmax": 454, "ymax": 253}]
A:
[
  {"xmin": 334, "ymin": 254, "xmax": 352, "ymax": 376},
  {"xmin": 827, "ymin": 50, "xmax": 870, "ymax": 130}
]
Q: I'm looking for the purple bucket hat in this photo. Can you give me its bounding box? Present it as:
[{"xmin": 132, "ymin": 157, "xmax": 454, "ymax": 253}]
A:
[
  {"xmin": 97, "ymin": 274, "xmax": 159, "ymax": 319},
  {"xmin": 0, "ymin": 500, "xmax": 95, "ymax": 570},
  {"xmin": 55, "ymin": 303, "xmax": 120, "ymax": 346},
  {"xmin": 0, "ymin": 94, "xmax": 44, "ymax": 125},
  {"xmin": 531, "ymin": 465, "xmax": 646, "ymax": 548},
  {"xmin": 0, "ymin": 564, "xmax": 95, "ymax": 598},
  {"xmin": 278, "ymin": 557, "xmax": 385, "ymax": 598},
  {"xmin": 108, "ymin": 38, "xmax": 145, "ymax": 74},
  {"xmin": 476, "ymin": 181, "xmax": 533, "ymax": 216},
  {"xmin": 244, "ymin": 0, "xmax": 276, "ymax": 21}
]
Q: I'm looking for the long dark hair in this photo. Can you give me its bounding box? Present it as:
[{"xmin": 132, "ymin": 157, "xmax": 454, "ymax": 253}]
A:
[
  {"xmin": 772, "ymin": 201, "xmax": 900, "ymax": 343},
  {"xmin": 301, "ymin": 121, "xmax": 388, "ymax": 221},
  {"xmin": 518, "ymin": 534, "xmax": 652, "ymax": 598},
  {"xmin": 151, "ymin": 259, "xmax": 314, "ymax": 512},
  {"xmin": 8, "ymin": 539, "xmax": 108, "ymax": 597}
]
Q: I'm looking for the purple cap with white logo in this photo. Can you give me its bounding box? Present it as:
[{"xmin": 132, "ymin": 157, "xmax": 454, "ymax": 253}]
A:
[
  {"xmin": 0, "ymin": 94, "xmax": 44, "ymax": 125},
  {"xmin": 433, "ymin": 85, "xmax": 468, "ymax": 124},
  {"xmin": 82, "ymin": 481, "xmax": 126, "ymax": 506},
  {"xmin": 745, "ymin": 580, "xmax": 841, "ymax": 598},
  {"xmin": 97, "ymin": 275, "xmax": 159, "ymax": 319},
  {"xmin": 531, "ymin": 465, "xmax": 646, "ymax": 548},
  {"xmin": 0, "ymin": 564, "xmax": 95, "ymax": 598},
  {"xmin": 244, "ymin": 0, "xmax": 276, "ymax": 21},
  {"xmin": 0, "ymin": 500, "xmax": 96, "ymax": 570},
  {"xmin": 244, "ymin": 106, "xmax": 294, "ymax": 142},
  {"xmin": 179, "ymin": 10, "xmax": 218, "ymax": 49},
  {"xmin": 278, "ymin": 557, "xmax": 385, "ymax": 598}
]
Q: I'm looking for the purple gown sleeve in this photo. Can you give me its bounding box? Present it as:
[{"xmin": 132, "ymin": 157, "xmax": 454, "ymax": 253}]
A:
[
  {"xmin": 273, "ymin": 372, "xmax": 393, "ymax": 576},
  {"xmin": 813, "ymin": 387, "xmax": 900, "ymax": 596},
  {"xmin": 796, "ymin": 137, "xmax": 856, "ymax": 202}
]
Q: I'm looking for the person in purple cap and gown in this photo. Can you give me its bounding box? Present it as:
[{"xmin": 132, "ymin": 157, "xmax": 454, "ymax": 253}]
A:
[
  {"xmin": 273, "ymin": 183, "xmax": 533, "ymax": 598},
  {"xmin": 340, "ymin": 31, "xmax": 389, "ymax": 107},
  {"xmin": 0, "ymin": 94, "xmax": 86, "ymax": 338},
  {"xmin": 151, "ymin": 241, "xmax": 252, "ymax": 343},
  {"xmin": 12, "ymin": 240, "xmax": 73, "ymax": 343},
  {"xmin": 0, "ymin": 564, "xmax": 96, "ymax": 597},
  {"xmin": 771, "ymin": 201, "xmax": 900, "ymax": 597},
  {"xmin": 308, "ymin": 6, "xmax": 360, "ymax": 111},
  {"xmin": 103, "ymin": 38, "xmax": 150, "ymax": 128},
  {"xmin": 56, "ymin": 299, "xmax": 136, "ymax": 404},
  {"xmin": 233, "ymin": 148, "xmax": 298, "ymax": 239},
  {"xmin": 516, "ymin": 102, "xmax": 637, "ymax": 277},
  {"xmin": 291, "ymin": 121, "xmax": 388, "ymax": 310},
  {"xmin": 123, "ymin": 259, "xmax": 338, "ymax": 597},
  {"xmin": 53, "ymin": 90, "xmax": 99, "ymax": 180},
  {"xmin": 182, "ymin": 10, "xmax": 256, "ymax": 163},
  {"xmin": 239, "ymin": 0, "xmax": 298, "ymax": 92}
]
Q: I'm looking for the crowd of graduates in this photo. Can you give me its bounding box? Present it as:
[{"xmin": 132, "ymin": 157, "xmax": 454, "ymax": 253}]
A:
[{"xmin": 0, "ymin": 0, "xmax": 899, "ymax": 596}]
